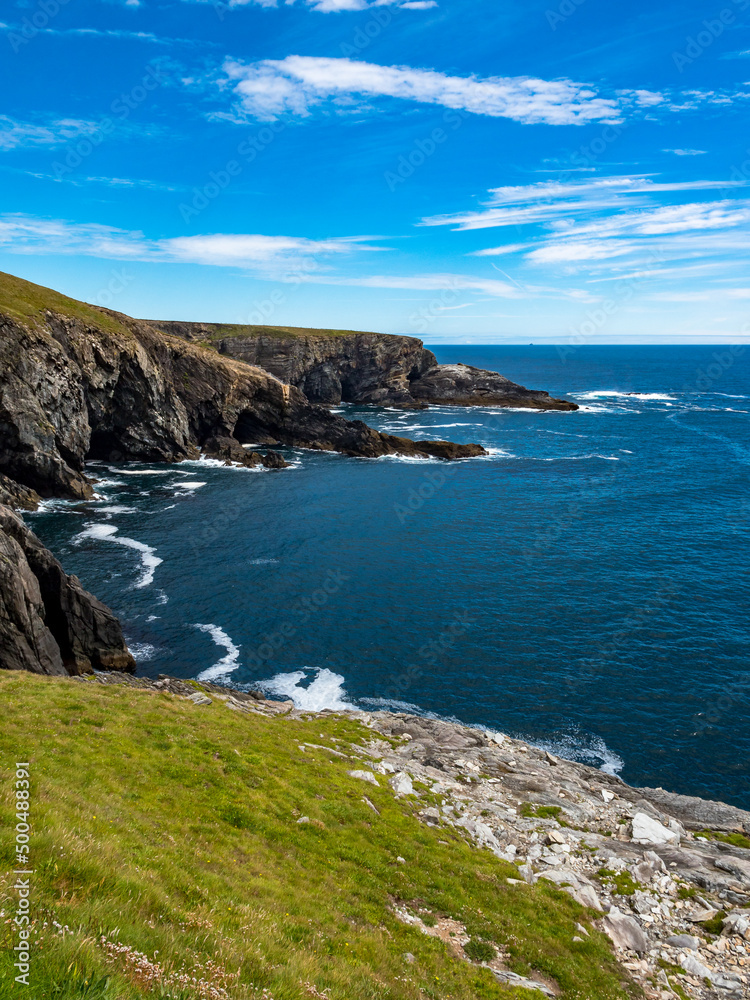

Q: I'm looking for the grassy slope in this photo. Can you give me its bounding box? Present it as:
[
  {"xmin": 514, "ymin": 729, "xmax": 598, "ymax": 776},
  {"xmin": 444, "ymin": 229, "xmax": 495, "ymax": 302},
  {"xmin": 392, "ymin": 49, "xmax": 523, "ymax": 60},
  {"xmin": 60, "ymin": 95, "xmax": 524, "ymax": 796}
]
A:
[
  {"xmin": 0, "ymin": 674, "xmax": 639, "ymax": 1000},
  {"xmin": 0, "ymin": 271, "xmax": 132, "ymax": 339},
  {"xmin": 148, "ymin": 323, "xmax": 385, "ymax": 342},
  {"xmin": 0, "ymin": 270, "xmax": 388, "ymax": 344}
]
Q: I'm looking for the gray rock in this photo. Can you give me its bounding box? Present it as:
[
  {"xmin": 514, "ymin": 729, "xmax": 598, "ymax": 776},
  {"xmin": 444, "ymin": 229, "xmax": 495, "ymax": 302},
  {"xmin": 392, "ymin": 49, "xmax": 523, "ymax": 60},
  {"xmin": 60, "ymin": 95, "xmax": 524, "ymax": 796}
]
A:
[
  {"xmin": 665, "ymin": 934, "xmax": 701, "ymax": 950},
  {"xmin": 631, "ymin": 811, "xmax": 679, "ymax": 845},
  {"xmin": 410, "ymin": 363, "xmax": 578, "ymax": 411},
  {"xmin": 602, "ymin": 907, "xmax": 648, "ymax": 954},
  {"xmin": 0, "ymin": 505, "xmax": 135, "ymax": 675},
  {"xmin": 347, "ymin": 769, "xmax": 380, "ymax": 787},
  {"xmin": 188, "ymin": 692, "xmax": 212, "ymax": 706},
  {"xmin": 389, "ymin": 772, "xmax": 414, "ymax": 798},
  {"xmin": 679, "ymin": 951, "xmax": 713, "ymax": 980},
  {"xmin": 635, "ymin": 786, "xmax": 750, "ymax": 834}
]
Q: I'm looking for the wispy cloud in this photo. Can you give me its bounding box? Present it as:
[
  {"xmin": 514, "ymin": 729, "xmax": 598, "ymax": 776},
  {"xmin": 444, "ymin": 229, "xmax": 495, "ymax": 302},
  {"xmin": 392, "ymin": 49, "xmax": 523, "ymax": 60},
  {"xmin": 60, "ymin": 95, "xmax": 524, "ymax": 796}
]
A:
[
  {"xmin": 663, "ymin": 148, "xmax": 707, "ymax": 156},
  {"xmin": 0, "ymin": 115, "xmax": 101, "ymax": 151},
  {"xmin": 290, "ymin": 273, "xmax": 520, "ymax": 297},
  {"xmin": 0, "ymin": 215, "xmax": 388, "ymax": 273},
  {"xmin": 420, "ymin": 175, "xmax": 750, "ymax": 281},
  {"xmin": 219, "ymin": 56, "xmax": 623, "ymax": 125},
  {"xmin": 212, "ymin": 0, "xmax": 436, "ymax": 10},
  {"xmin": 420, "ymin": 176, "xmax": 744, "ymax": 232}
]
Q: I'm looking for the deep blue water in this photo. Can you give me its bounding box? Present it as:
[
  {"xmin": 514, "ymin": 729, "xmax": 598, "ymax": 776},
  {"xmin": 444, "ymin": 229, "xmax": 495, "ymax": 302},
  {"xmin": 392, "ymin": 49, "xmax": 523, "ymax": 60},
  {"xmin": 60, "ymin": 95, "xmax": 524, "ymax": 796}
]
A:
[{"xmin": 28, "ymin": 346, "xmax": 750, "ymax": 808}]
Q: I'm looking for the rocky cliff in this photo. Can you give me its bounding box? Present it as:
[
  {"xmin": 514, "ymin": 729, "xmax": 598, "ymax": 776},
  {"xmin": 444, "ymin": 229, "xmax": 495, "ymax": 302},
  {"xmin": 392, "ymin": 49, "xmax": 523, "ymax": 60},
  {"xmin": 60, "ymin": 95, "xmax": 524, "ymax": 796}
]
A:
[
  {"xmin": 151, "ymin": 321, "xmax": 578, "ymax": 411},
  {"xmin": 0, "ymin": 505, "xmax": 135, "ymax": 674},
  {"xmin": 0, "ymin": 271, "xmax": 485, "ymax": 504}
]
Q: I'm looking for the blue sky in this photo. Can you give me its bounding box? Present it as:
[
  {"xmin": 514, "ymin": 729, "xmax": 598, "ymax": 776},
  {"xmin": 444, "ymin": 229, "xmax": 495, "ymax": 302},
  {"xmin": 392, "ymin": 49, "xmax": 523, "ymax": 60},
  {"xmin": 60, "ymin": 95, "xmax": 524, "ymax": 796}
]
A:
[{"xmin": 2, "ymin": 0, "xmax": 750, "ymax": 342}]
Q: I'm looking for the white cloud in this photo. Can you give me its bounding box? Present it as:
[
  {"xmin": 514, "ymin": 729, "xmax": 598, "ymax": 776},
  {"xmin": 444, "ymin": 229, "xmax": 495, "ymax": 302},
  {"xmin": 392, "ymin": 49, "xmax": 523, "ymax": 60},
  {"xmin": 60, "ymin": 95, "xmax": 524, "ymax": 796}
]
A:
[
  {"xmin": 220, "ymin": 56, "xmax": 623, "ymax": 125},
  {"xmin": 0, "ymin": 116, "xmax": 101, "ymax": 151},
  {"xmin": 0, "ymin": 215, "xmax": 386, "ymax": 273},
  {"xmin": 290, "ymin": 273, "xmax": 520, "ymax": 297},
  {"xmin": 421, "ymin": 176, "xmax": 746, "ymax": 232},
  {"xmin": 663, "ymin": 148, "xmax": 707, "ymax": 156},
  {"xmin": 223, "ymin": 0, "xmax": 435, "ymax": 9},
  {"xmin": 419, "ymin": 174, "xmax": 750, "ymax": 284}
]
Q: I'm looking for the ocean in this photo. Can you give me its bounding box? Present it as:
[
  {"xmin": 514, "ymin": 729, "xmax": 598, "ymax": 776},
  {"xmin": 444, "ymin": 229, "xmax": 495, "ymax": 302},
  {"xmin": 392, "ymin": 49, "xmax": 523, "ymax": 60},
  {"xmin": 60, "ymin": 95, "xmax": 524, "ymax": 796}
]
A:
[{"xmin": 28, "ymin": 345, "xmax": 750, "ymax": 808}]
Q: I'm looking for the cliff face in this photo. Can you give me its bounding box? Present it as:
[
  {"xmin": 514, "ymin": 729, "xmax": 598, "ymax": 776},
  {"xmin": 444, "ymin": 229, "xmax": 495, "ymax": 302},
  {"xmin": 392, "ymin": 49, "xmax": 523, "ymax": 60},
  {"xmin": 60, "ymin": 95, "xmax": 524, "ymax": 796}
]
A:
[
  {"xmin": 152, "ymin": 323, "xmax": 436, "ymax": 408},
  {"xmin": 0, "ymin": 505, "xmax": 135, "ymax": 674},
  {"xmin": 151, "ymin": 321, "xmax": 578, "ymax": 411},
  {"xmin": 0, "ymin": 272, "xmax": 485, "ymax": 504}
]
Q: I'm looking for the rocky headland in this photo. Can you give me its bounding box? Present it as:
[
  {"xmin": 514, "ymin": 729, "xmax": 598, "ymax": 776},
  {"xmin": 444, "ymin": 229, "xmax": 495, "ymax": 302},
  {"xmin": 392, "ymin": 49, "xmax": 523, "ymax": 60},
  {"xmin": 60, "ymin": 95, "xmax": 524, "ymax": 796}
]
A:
[
  {"xmin": 151, "ymin": 321, "xmax": 578, "ymax": 411},
  {"xmin": 0, "ymin": 271, "xmax": 487, "ymax": 507}
]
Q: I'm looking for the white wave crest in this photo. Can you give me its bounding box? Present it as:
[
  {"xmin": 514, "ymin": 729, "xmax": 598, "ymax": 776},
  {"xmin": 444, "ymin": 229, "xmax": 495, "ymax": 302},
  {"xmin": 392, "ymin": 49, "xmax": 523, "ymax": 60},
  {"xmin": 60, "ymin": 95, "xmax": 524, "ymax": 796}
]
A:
[
  {"xmin": 532, "ymin": 732, "xmax": 624, "ymax": 776},
  {"xmin": 73, "ymin": 523, "xmax": 162, "ymax": 588},
  {"xmin": 195, "ymin": 624, "xmax": 241, "ymax": 682},
  {"xmin": 127, "ymin": 642, "xmax": 157, "ymax": 662},
  {"xmin": 258, "ymin": 668, "xmax": 356, "ymax": 711}
]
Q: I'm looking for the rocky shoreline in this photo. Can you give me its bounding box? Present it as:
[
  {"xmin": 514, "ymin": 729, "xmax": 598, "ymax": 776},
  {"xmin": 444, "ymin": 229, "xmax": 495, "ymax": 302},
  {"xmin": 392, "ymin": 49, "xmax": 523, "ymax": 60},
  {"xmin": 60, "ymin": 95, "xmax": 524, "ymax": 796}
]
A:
[{"xmin": 78, "ymin": 670, "xmax": 750, "ymax": 1000}]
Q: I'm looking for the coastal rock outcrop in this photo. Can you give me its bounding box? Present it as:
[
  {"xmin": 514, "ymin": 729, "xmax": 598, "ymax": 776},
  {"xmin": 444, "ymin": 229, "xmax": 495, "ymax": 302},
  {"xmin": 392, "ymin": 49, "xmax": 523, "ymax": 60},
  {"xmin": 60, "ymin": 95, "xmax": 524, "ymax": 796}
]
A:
[
  {"xmin": 409, "ymin": 363, "xmax": 579, "ymax": 411},
  {"xmin": 0, "ymin": 506, "xmax": 135, "ymax": 675},
  {"xmin": 151, "ymin": 321, "xmax": 578, "ymax": 411},
  {"xmin": 0, "ymin": 271, "xmax": 486, "ymax": 503}
]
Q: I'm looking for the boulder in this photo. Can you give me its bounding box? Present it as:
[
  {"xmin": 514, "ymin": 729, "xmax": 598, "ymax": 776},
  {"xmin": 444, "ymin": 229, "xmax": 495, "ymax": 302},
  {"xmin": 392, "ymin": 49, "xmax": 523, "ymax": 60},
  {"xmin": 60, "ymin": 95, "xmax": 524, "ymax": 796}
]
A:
[
  {"xmin": 602, "ymin": 907, "xmax": 648, "ymax": 954},
  {"xmin": 389, "ymin": 772, "xmax": 414, "ymax": 798},
  {"xmin": 631, "ymin": 811, "xmax": 680, "ymax": 845},
  {"xmin": 347, "ymin": 770, "xmax": 380, "ymax": 787}
]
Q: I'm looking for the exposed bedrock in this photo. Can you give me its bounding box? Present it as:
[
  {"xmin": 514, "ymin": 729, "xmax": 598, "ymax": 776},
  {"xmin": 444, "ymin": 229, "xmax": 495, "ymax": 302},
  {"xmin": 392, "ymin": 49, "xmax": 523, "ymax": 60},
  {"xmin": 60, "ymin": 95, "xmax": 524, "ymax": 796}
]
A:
[
  {"xmin": 0, "ymin": 505, "xmax": 136, "ymax": 675},
  {"xmin": 409, "ymin": 363, "xmax": 579, "ymax": 411},
  {"xmin": 151, "ymin": 322, "xmax": 578, "ymax": 411},
  {"xmin": 0, "ymin": 273, "xmax": 486, "ymax": 503}
]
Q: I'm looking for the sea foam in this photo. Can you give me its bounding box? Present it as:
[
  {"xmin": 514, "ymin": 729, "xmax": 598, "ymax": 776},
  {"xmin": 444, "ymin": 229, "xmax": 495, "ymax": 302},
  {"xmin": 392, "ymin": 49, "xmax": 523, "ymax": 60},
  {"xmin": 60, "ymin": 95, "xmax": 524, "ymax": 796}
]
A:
[
  {"xmin": 259, "ymin": 668, "xmax": 357, "ymax": 712},
  {"xmin": 195, "ymin": 624, "xmax": 241, "ymax": 682},
  {"xmin": 73, "ymin": 523, "xmax": 162, "ymax": 588}
]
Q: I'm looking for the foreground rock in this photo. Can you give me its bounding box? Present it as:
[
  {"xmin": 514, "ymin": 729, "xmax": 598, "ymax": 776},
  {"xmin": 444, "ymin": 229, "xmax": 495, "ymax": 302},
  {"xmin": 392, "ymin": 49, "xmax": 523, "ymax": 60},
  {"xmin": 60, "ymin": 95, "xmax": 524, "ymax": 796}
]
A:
[
  {"xmin": 77, "ymin": 672, "xmax": 750, "ymax": 998},
  {"xmin": 0, "ymin": 271, "xmax": 485, "ymax": 504},
  {"xmin": 0, "ymin": 506, "xmax": 135, "ymax": 674},
  {"xmin": 152, "ymin": 321, "xmax": 578, "ymax": 411}
]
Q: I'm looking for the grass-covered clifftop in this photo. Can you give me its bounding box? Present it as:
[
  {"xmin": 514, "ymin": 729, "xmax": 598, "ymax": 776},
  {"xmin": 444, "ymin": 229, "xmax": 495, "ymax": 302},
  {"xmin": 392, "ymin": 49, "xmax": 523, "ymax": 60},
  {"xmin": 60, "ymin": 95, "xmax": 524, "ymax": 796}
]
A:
[{"xmin": 0, "ymin": 674, "xmax": 638, "ymax": 1000}]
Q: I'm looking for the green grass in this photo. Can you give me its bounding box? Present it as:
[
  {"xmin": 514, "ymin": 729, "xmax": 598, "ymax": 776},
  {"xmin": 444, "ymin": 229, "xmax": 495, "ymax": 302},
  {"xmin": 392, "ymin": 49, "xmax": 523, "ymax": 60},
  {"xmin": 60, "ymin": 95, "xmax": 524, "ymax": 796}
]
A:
[
  {"xmin": 518, "ymin": 803, "xmax": 563, "ymax": 821},
  {"xmin": 0, "ymin": 271, "xmax": 133, "ymax": 339},
  {"xmin": 0, "ymin": 674, "xmax": 641, "ymax": 1000},
  {"xmin": 151, "ymin": 322, "xmax": 387, "ymax": 342},
  {"xmin": 594, "ymin": 869, "xmax": 641, "ymax": 898},
  {"xmin": 695, "ymin": 829, "xmax": 750, "ymax": 850}
]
